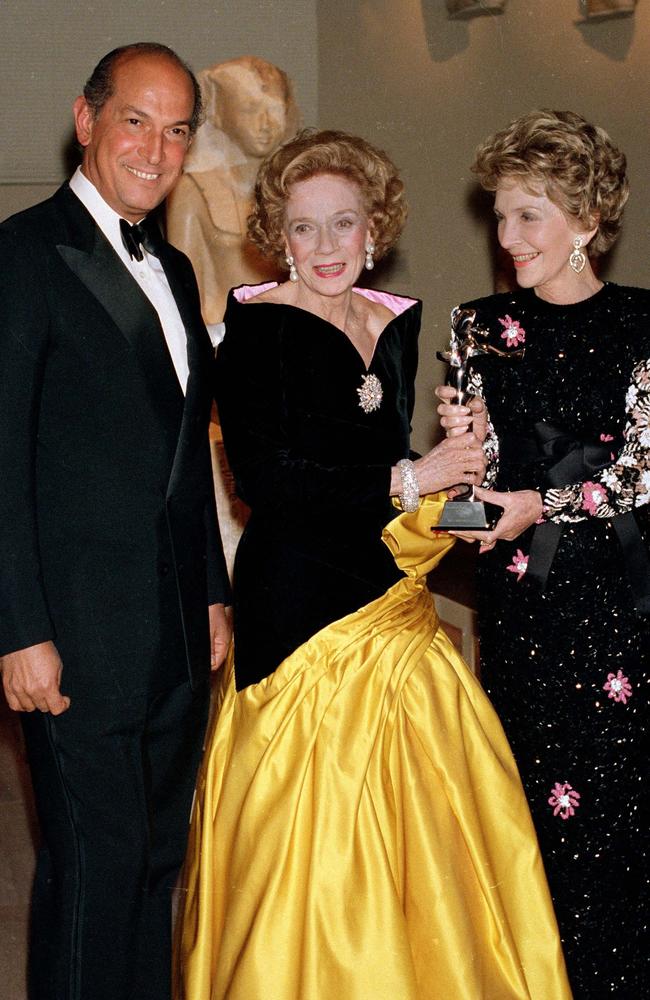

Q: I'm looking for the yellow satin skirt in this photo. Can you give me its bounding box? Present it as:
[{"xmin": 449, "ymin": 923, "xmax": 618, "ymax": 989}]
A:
[{"xmin": 176, "ymin": 497, "xmax": 572, "ymax": 999}]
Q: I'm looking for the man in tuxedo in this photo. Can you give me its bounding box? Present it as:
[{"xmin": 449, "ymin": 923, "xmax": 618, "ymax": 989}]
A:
[{"xmin": 0, "ymin": 43, "xmax": 231, "ymax": 1000}]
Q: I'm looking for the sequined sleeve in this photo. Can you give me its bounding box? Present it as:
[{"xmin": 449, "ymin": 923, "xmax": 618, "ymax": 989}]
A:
[
  {"xmin": 466, "ymin": 369, "xmax": 499, "ymax": 488},
  {"xmin": 543, "ymin": 357, "xmax": 650, "ymax": 522}
]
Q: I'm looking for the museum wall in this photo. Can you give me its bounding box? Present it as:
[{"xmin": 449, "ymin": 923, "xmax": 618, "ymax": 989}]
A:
[
  {"xmin": 317, "ymin": 0, "xmax": 650, "ymax": 451},
  {"xmin": 3, "ymin": 1, "xmax": 649, "ymax": 452},
  {"xmin": 0, "ymin": 0, "xmax": 319, "ymax": 219}
]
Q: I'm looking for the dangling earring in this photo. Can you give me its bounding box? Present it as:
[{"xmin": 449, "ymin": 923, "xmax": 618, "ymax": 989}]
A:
[
  {"xmin": 286, "ymin": 254, "xmax": 298, "ymax": 283},
  {"xmin": 569, "ymin": 236, "xmax": 586, "ymax": 274},
  {"xmin": 365, "ymin": 241, "xmax": 375, "ymax": 271}
]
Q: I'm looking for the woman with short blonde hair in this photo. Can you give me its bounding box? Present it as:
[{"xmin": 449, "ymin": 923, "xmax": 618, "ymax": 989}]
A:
[
  {"xmin": 438, "ymin": 108, "xmax": 650, "ymax": 996},
  {"xmin": 473, "ymin": 108, "xmax": 628, "ymax": 254}
]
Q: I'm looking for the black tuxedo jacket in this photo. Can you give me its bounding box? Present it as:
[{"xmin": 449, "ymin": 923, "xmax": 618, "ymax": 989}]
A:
[{"xmin": 0, "ymin": 184, "xmax": 230, "ymax": 694}]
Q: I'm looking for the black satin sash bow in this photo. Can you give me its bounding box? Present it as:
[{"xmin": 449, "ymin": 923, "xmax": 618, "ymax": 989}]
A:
[{"xmin": 520, "ymin": 422, "xmax": 650, "ymax": 614}]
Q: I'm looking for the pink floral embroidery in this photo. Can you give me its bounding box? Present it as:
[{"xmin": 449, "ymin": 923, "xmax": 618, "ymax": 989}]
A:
[
  {"xmin": 603, "ymin": 669, "xmax": 633, "ymax": 704},
  {"xmin": 506, "ymin": 549, "xmax": 528, "ymax": 581},
  {"xmin": 548, "ymin": 782, "xmax": 581, "ymax": 820},
  {"xmin": 498, "ymin": 314, "xmax": 526, "ymax": 347},
  {"xmin": 581, "ymin": 481, "xmax": 608, "ymax": 515}
]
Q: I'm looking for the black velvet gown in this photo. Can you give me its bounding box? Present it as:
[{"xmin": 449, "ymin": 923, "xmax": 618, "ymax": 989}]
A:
[
  {"xmin": 465, "ymin": 282, "xmax": 650, "ymax": 999},
  {"xmin": 216, "ymin": 285, "xmax": 420, "ymax": 688}
]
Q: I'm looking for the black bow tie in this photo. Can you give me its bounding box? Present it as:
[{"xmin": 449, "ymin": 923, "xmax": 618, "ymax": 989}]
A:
[{"xmin": 119, "ymin": 217, "xmax": 165, "ymax": 261}]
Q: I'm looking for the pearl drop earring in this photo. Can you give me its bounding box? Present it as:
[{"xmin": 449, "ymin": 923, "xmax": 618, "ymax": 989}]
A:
[
  {"xmin": 569, "ymin": 237, "xmax": 586, "ymax": 274},
  {"xmin": 286, "ymin": 254, "xmax": 299, "ymax": 283}
]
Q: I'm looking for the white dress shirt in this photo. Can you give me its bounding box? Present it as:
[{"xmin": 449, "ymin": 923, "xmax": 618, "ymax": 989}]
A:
[{"xmin": 69, "ymin": 168, "xmax": 190, "ymax": 393}]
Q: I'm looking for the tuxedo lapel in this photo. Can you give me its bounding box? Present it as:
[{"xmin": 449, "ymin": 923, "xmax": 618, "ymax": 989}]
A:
[
  {"xmin": 158, "ymin": 243, "xmax": 203, "ymax": 389},
  {"xmin": 55, "ymin": 194, "xmax": 184, "ymax": 431},
  {"xmin": 158, "ymin": 244, "xmax": 213, "ymax": 497},
  {"xmin": 53, "ymin": 187, "xmax": 210, "ymax": 498}
]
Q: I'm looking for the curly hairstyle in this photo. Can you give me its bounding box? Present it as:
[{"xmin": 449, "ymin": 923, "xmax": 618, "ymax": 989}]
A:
[
  {"xmin": 248, "ymin": 129, "xmax": 407, "ymax": 265},
  {"xmin": 83, "ymin": 42, "xmax": 203, "ymax": 135},
  {"xmin": 472, "ymin": 110, "xmax": 628, "ymax": 256}
]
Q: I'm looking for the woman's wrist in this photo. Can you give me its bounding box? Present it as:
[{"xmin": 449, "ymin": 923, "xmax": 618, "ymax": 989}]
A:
[{"xmin": 394, "ymin": 458, "xmax": 420, "ymax": 511}]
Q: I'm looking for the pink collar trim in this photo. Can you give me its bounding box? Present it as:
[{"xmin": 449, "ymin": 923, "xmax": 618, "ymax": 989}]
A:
[{"xmin": 232, "ymin": 283, "xmax": 418, "ymax": 317}]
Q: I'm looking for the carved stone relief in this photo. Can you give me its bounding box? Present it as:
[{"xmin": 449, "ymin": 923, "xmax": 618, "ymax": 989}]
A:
[{"xmin": 167, "ymin": 56, "xmax": 300, "ymax": 325}]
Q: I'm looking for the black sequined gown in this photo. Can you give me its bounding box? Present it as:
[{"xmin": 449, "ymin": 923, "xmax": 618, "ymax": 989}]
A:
[{"xmin": 465, "ymin": 283, "xmax": 650, "ymax": 998}]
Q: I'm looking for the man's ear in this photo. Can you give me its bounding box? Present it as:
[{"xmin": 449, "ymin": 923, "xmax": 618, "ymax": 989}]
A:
[{"xmin": 73, "ymin": 96, "xmax": 94, "ymax": 148}]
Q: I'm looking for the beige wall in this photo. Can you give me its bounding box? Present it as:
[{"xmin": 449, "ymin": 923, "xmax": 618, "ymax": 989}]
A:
[
  {"xmin": 0, "ymin": 0, "xmax": 318, "ymax": 218},
  {"xmin": 317, "ymin": 0, "xmax": 650, "ymax": 451},
  {"xmin": 3, "ymin": 1, "xmax": 649, "ymax": 451}
]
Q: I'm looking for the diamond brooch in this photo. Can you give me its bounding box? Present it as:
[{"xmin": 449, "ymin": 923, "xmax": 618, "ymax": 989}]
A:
[{"xmin": 357, "ymin": 373, "xmax": 383, "ymax": 413}]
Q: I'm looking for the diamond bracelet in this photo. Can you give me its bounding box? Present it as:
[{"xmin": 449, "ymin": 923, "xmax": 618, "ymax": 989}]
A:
[{"xmin": 397, "ymin": 458, "xmax": 420, "ymax": 512}]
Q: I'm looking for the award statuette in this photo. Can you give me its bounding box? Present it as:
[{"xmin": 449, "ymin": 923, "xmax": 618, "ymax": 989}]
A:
[{"xmin": 436, "ymin": 306, "xmax": 523, "ymax": 531}]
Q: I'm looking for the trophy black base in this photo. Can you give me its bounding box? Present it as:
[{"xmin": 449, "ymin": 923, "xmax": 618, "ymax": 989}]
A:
[{"xmin": 434, "ymin": 499, "xmax": 489, "ymax": 531}]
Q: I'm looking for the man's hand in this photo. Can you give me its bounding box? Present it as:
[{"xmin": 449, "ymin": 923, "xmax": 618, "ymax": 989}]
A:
[
  {"xmin": 208, "ymin": 603, "xmax": 232, "ymax": 671},
  {"xmin": 0, "ymin": 641, "xmax": 70, "ymax": 714}
]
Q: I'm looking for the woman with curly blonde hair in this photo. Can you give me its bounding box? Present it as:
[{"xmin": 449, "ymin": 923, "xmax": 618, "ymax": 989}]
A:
[
  {"xmin": 177, "ymin": 129, "xmax": 572, "ymax": 999},
  {"xmin": 439, "ymin": 109, "xmax": 649, "ymax": 996}
]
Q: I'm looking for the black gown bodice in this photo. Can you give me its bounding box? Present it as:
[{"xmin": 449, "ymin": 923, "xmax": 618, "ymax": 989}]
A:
[
  {"xmin": 216, "ymin": 286, "xmax": 421, "ymax": 688},
  {"xmin": 468, "ymin": 284, "xmax": 650, "ymax": 485},
  {"xmin": 466, "ymin": 283, "xmax": 650, "ymax": 619}
]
